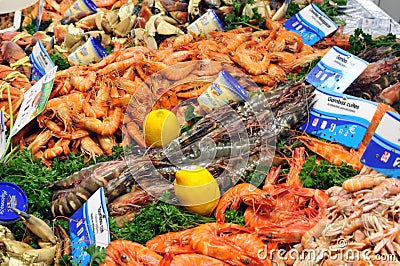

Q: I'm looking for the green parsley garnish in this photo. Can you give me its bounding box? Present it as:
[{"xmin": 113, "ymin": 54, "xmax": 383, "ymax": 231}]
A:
[
  {"xmin": 349, "ymin": 28, "xmax": 398, "ymax": 55},
  {"xmin": 299, "ymin": 155, "xmax": 359, "ymax": 189},
  {"xmin": 49, "ymin": 53, "xmax": 71, "ymax": 70},
  {"xmin": 224, "ymin": 0, "xmax": 265, "ymax": 30}
]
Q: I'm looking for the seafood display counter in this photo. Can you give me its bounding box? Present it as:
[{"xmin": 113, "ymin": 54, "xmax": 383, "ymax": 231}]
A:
[
  {"xmin": 1, "ymin": 0, "xmax": 400, "ymax": 265},
  {"xmin": 341, "ymin": 0, "xmax": 400, "ymax": 37}
]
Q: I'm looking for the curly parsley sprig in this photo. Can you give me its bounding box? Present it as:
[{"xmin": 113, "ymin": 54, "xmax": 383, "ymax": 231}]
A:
[
  {"xmin": 349, "ymin": 28, "xmax": 398, "ymax": 55},
  {"xmin": 224, "ymin": 0, "xmax": 266, "ymax": 30}
]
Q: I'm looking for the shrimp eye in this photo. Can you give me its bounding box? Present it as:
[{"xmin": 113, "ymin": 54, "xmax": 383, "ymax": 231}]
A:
[
  {"xmin": 243, "ymin": 258, "xmax": 251, "ymax": 264},
  {"xmin": 121, "ymin": 254, "xmax": 128, "ymax": 262}
]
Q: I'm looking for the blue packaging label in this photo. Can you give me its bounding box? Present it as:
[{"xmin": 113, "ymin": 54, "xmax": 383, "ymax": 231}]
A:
[
  {"xmin": 0, "ymin": 182, "xmax": 28, "ymax": 223},
  {"xmin": 29, "ymin": 40, "xmax": 55, "ymax": 81},
  {"xmin": 64, "ymin": 0, "xmax": 98, "ymax": 17},
  {"xmin": 305, "ymin": 46, "xmax": 369, "ymax": 93},
  {"xmin": 360, "ymin": 111, "xmax": 400, "ymax": 178},
  {"xmin": 283, "ymin": 4, "xmax": 338, "ymax": 45},
  {"xmin": 300, "ymin": 88, "xmax": 378, "ymax": 149},
  {"xmin": 187, "ymin": 9, "xmax": 225, "ymax": 37},
  {"xmin": 68, "ymin": 36, "xmax": 108, "ymax": 66},
  {"xmin": 69, "ymin": 188, "xmax": 110, "ymax": 266}
]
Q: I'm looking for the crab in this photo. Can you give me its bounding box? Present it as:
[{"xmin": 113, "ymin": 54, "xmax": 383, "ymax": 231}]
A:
[{"xmin": 0, "ymin": 208, "xmax": 60, "ymax": 266}]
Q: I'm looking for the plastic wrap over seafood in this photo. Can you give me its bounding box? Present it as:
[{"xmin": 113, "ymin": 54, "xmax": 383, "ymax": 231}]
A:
[{"xmin": 122, "ymin": 60, "xmax": 316, "ymax": 206}]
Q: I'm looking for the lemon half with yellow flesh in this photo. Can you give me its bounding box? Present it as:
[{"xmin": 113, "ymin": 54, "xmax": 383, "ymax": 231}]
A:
[
  {"xmin": 143, "ymin": 109, "xmax": 181, "ymax": 148},
  {"xmin": 174, "ymin": 166, "xmax": 220, "ymax": 216}
]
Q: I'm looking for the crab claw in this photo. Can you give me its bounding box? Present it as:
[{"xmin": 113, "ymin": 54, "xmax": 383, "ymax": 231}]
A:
[
  {"xmin": 188, "ymin": 0, "xmax": 202, "ymax": 22},
  {"xmin": 9, "ymin": 207, "xmax": 57, "ymax": 245},
  {"xmin": 8, "ymin": 206, "xmax": 30, "ymax": 220}
]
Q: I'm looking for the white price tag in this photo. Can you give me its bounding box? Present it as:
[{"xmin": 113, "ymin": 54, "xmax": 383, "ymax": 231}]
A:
[
  {"xmin": 306, "ymin": 46, "xmax": 369, "ymax": 93},
  {"xmin": 29, "ymin": 40, "xmax": 55, "ymax": 81},
  {"xmin": 283, "ymin": 4, "xmax": 338, "ymax": 45},
  {"xmin": 10, "ymin": 66, "xmax": 57, "ymax": 137}
]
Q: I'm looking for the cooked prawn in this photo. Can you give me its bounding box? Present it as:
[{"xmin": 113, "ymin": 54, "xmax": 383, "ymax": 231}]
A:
[
  {"xmin": 172, "ymin": 34, "xmax": 194, "ymax": 49},
  {"xmin": 159, "ymin": 253, "xmax": 229, "ymax": 266},
  {"xmin": 146, "ymin": 229, "xmax": 196, "ymax": 254},
  {"xmin": 124, "ymin": 121, "xmax": 146, "ymax": 147},
  {"xmin": 28, "ymin": 130, "xmax": 53, "ymax": 154},
  {"xmin": 101, "ymin": 240, "xmax": 162, "ymax": 266},
  {"xmin": 189, "ymin": 223, "xmax": 267, "ymax": 265},
  {"xmin": 43, "ymin": 139, "xmax": 71, "ymax": 160},
  {"xmin": 76, "ymin": 107, "xmax": 122, "ymax": 136},
  {"xmin": 298, "ymin": 135, "xmax": 363, "ymax": 171},
  {"xmin": 342, "ymin": 173, "xmax": 386, "ymax": 192},
  {"xmin": 79, "ymin": 136, "xmax": 104, "ymax": 159},
  {"xmin": 270, "ymin": 30, "xmax": 303, "ymax": 53},
  {"xmin": 231, "ymin": 41, "xmax": 270, "ymax": 75},
  {"xmin": 214, "ymin": 183, "xmax": 275, "ymax": 223}
]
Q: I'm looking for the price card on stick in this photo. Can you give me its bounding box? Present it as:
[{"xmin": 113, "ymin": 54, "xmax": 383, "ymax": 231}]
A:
[
  {"xmin": 300, "ymin": 88, "xmax": 378, "ymax": 149},
  {"xmin": 305, "ymin": 46, "xmax": 369, "ymax": 93},
  {"xmin": 69, "ymin": 187, "xmax": 110, "ymax": 266},
  {"xmin": 29, "ymin": 40, "xmax": 55, "ymax": 81},
  {"xmin": 283, "ymin": 4, "xmax": 338, "ymax": 45},
  {"xmin": 360, "ymin": 111, "xmax": 400, "ymax": 178},
  {"xmin": 10, "ymin": 66, "xmax": 57, "ymax": 137}
]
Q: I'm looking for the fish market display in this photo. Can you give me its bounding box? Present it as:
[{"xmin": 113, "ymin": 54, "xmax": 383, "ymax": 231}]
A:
[
  {"xmin": 16, "ymin": 24, "xmax": 329, "ymax": 164},
  {"xmin": 291, "ymin": 168, "xmax": 400, "ymax": 265},
  {"xmin": 1, "ymin": 0, "xmax": 400, "ymax": 265},
  {"xmin": 48, "ymin": 78, "xmax": 315, "ymax": 217}
]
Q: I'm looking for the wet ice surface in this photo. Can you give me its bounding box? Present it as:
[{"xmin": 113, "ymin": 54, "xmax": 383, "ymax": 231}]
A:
[{"xmin": 338, "ymin": 0, "xmax": 400, "ymax": 37}]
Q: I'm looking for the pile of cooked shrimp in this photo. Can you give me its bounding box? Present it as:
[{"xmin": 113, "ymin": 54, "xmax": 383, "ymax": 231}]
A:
[{"xmin": 14, "ymin": 22, "xmax": 333, "ymax": 163}]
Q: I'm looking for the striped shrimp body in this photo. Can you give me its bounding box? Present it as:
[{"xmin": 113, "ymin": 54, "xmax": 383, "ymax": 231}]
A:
[
  {"xmin": 48, "ymin": 160, "xmax": 128, "ymax": 217},
  {"xmin": 151, "ymin": 81, "xmax": 314, "ymax": 169}
]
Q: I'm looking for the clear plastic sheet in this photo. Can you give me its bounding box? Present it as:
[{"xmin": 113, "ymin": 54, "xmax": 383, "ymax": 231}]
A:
[{"xmin": 339, "ymin": 0, "xmax": 400, "ymax": 37}]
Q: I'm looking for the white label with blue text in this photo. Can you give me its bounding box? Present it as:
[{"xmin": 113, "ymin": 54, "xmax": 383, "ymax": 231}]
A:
[
  {"xmin": 69, "ymin": 187, "xmax": 110, "ymax": 266},
  {"xmin": 361, "ymin": 111, "xmax": 400, "ymax": 178},
  {"xmin": 300, "ymin": 88, "xmax": 378, "ymax": 149},
  {"xmin": 10, "ymin": 66, "xmax": 57, "ymax": 137},
  {"xmin": 29, "ymin": 40, "xmax": 55, "ymax": 81},
  {"xmin": 305, "ymin": 46, "xmax": 369, "ymax": 93},
  {"xmin": 283, "ymin": 4, "xmax": 338, "ymax": 45},
  {"xmin": 306, "ymin": 46, "xmax": 368, "ymax": 93}
]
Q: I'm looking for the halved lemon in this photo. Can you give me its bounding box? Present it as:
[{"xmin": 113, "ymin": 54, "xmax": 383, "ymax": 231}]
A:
[{"xmin": 143, "ymin": 109, "xmax": 180, "ymax": 148}]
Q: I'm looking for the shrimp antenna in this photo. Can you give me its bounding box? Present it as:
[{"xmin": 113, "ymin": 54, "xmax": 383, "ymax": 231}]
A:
[{"xmin": 142, "ymin": 140, "xmax": 168, "ymax": 159}]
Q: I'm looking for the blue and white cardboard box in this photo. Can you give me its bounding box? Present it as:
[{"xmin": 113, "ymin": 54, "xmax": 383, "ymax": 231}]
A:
[{"xmin": 69, "ymin": 187, "xmax": 110, "ymax": 266}]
